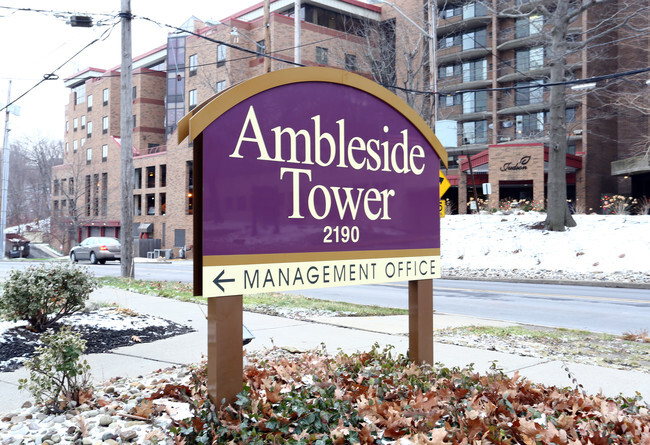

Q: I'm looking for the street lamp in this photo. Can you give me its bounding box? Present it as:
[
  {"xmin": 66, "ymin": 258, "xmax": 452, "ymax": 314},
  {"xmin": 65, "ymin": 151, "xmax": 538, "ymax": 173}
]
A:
[{"xmin": 368, "ymin": 0, "xmax": 438, "ymax": 127}]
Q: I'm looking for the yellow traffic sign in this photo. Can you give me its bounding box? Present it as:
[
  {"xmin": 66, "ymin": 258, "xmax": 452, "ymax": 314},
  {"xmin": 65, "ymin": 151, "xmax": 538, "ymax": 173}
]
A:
[
  {"xmin": 439, "ymin": 171, "xmax": 450, "ymax": 197},
  {"xmin": 440, "ymin": 200, "xmax": 446, "ymax": 218}
]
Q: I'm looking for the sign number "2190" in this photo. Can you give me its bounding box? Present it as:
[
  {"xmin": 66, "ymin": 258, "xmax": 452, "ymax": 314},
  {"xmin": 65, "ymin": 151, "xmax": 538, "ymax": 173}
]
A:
[{"xmin": 323, "ymin": 226, "xmax": 359, "ymax": 243}]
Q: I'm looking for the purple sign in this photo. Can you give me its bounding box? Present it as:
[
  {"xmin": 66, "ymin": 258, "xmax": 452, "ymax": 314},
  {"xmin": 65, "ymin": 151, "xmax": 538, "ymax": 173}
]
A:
[{"xmin": 185, "ymin": 68, "xmax": 446, "ymax": 296}]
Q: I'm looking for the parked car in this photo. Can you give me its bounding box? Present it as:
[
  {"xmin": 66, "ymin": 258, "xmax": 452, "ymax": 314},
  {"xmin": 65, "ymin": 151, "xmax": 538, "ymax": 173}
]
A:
[{"xmin": 70, "ymin": 237, "xmax": 121, "ymax": 264}]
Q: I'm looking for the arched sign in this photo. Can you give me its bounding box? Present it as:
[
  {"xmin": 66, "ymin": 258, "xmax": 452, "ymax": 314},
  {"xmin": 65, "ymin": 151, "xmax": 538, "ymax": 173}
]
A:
[
  {"xmin": 179, "ymin": 67, "xmax": 447, "ymax": 405},
  {"xmin": 180, "ymin": 67, "xmax": 447, "ymax": 298}
]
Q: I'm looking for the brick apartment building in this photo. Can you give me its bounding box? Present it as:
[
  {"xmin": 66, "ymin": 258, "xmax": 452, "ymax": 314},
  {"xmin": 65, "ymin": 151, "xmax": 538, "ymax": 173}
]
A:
[
  {"xmin": 51, "ymin": 0, "xmax": 649, "ymax": 254},
  {"xmin": 433, "ymin": 0, "xmax": 649, "ymax": 213},
  {"xmin": 52, "ymin": 0, "xmax": 388, "ymax": 257}
]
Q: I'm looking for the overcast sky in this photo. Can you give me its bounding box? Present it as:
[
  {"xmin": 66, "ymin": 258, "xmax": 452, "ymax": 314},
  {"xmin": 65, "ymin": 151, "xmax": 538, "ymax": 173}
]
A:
[{"xmin": 0, "ymin": 0, "xmax": 258, "ymax": 143}]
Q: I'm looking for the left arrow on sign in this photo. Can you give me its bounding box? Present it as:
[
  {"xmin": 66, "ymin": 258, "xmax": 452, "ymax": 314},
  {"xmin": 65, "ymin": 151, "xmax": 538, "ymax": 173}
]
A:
[{"xmin": 213, "ymin": 270, "xmax": 235, "ymax": 292}]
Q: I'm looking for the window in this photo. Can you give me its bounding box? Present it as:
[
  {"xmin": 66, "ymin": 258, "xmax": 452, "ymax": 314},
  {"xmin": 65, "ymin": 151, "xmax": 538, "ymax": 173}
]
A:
[
  {"xmin": 66, "ymin": 121, "xmax": 69, "ymax": 133},
  {"xmin": 146, "ymin": 166, "xmax": 156, "ymax": 188},
  {"xmin": 516, "ymin": 112, "xmax": 544, "ymax": 138},
  {"xmin": 134, "ymin": 168, "xmax": 142, "ymax": 189},
  {"xmin": 160, "ymin": 164, "xmax": 166, "ymax": 187},
  {"xmin": 256, "ymin": 40, "xmax": 265, "ymax": 55},
  {"xmin": 440, "ymin": 4, "xmax": 462, "ymax": 19},
  {"xmin": 439, "ymin": 64, "xmax": 461, "ymax": 78},
  {"xmin": 462, "ymin": 120, "xmax": 488, "ymax": 144},
  {"xmin": 567, "ymin": 144, "xmax": 576, "ymax": 155},
  {"xmin": 81, "ymin": 115, "xmax": 86, "ymax": 129},
  {"xmin": 217, "ymin": 45, "xmax": 226, "ymax": 67},
  {"xmin": 516, "ymin": 47, "xmax": 544, "ymax": 71},
  {"xmin": 133, "ymin": 114, "xmax": 136, "ymax": 128},
  {"xmin": 73, "ymin": 140, "xmax": 78, "ymax": 152},
  {"xmin": 463, "ymin": 2, "xmax": 487, "ymax": 18},
  {"xmin": 516, "ymin": 15, "xmax": 543, "ymax": 39},
  {"xmin": 85, "ymin": 175, "xmax": 91, "ymax": 216},
  {"xmin": 53, "ymin": 201, "xmax": 59, "ymax": 216},
  {"xmin": 565, "ymin": 107, "xmax": 576, "ymax": 123},
  {"xmin": 53, "ymin": 179, "xmax": 60, "ymax": 196},
  {"xmin": 187, "ymin": 160, "xmax": 193, "ymax": 214},
  {"xmin": 73, "ymin": 118, "xmax": 78, "ymax": 131},
  {"xmin": 69, "ymin": 177, "xmax": 74, "ymax": 194},
  {"xmin": 132, "ymin": 86, "xmax": 137, "ymax": 99},
  {"xmin": 441, "ymin": 94, "xmax": 461, "ymax": 107},
  {"xmin": 439, "ymin": 34, "xmax": 461, "ymax": 49},
  {"xmin": 87, "ymin": 94, "xmax": 93, "ymax": 111},
  {"xmin": 92, "ymin": 173, "xmax": 99, "ymax": 216},
  {"xmin": 189, "ymin": 89, "xmax": 197, "ymax": 111},
  {"xmin": 87, "ymin": 121, "xmax": 93, "ymax": 138},
  {"xmin": 216, "ymin": 81, "xmax": 226, "ymax": 92},
  {"xmin": 345, "ymin": 54, "xmax": 357, "ymax": 72},
  {"xmin": 101, "ymin": 173, "xmax": 108, "ymax": 216},
  {"xmin": 102, "ymin": 144, "xmax": 108, "ymax": 162},
  {"xmin": 189, "ymin": 54, "xmax": 198, "ymax": 76},
  {"xmin": 103, "ymin": 88, "xmax": 109, "ymax": 105},
  {"xmin": 462, "ymin": 58, "xmax": 487, "ymax": 82},
  {"xmin": 86, "ymin": 148, "xmax": 92, "ymax": 164},
  {"xmin": 516, "ymin": 80, "xmax": 545, "ymax": 105},
  {"xmin": 462, "ymin": 90, "xmax": 488, "ymax": 113},
  {"xmin": 61, "ymin": 199, "xmax": 67, "ymax": 215},
  {"xmin": 134, "ymin": 195, "xmax": 142, "ymax": 216},
  {"xmin": 316, "ymin": 47, "xmax": 328, "ymax": 65},
  {"xmin": 81, "ymin": 137, "xmax": 85, "ymax": 147},
  {"xmin": 462, "ymin": 28, "xmax": 487, "ymax": 51},
  {"xmin": 73, "ymin": 84, "xmax": 86, "ymax": 105},
  {"xmin": 102, "ymin": 116, "xmax": 108, "ymax": 134},
  {"xmin": 159, "ymin": 193, "xmax": 166, "ymax": 216},
  {"xmin": 146, "ymin": 194, "xmax": 156, "ymax": 215},
  {"xmin": 65, "ymin": 142, "xmax": 69, "ymax": 154}
]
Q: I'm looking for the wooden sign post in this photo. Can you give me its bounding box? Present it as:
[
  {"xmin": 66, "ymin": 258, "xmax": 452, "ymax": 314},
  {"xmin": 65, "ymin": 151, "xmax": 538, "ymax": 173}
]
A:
[{"xmin": 180, "ymin": 68, "xmax": 447, "ymax": 405}]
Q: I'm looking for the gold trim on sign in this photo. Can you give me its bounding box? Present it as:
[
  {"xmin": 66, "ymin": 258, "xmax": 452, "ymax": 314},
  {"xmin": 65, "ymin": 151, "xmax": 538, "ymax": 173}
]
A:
[
  {"xmin": 180, "ymin": 67, "xmax": 448, "ymax": 167},
  {"xmin": 202, "ymin": 249, "xmax": 441, "ymax": 267}
]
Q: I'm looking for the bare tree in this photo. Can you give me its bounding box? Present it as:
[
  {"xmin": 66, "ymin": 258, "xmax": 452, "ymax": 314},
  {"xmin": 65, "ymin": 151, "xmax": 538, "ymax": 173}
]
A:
[
  {"xmin": 50, "ymin": 154, "xmax": 104, "ymax": 254},
  {"xmin": 493, "ymin": 0, "xmax": 650, "ymax": 230},
  {"xmin": 347, "ymin": 15, "xmax": 433, "ymax": 124},
  {"xmin": 6, "ymin": 137, "xmax": 62, "ymax": 227}
]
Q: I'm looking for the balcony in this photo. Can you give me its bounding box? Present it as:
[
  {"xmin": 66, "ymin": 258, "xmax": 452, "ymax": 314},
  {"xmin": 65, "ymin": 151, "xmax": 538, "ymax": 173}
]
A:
[
  {"xmin": 497, "ymin": 67, "xmax": 550, "ymax": 83},
  {"xmin": 437, "ymin": 15, "xmax": 492, "ymax": 36},
  {"xmin": 438, "ymin": 79, "xmax": 492, "ymax": 94},
  {"xmin": 497, "ymin": 34, "xmax": 544, "ymax": 51},
  {"xmin": 134, "ymin": 145, "xmax": 167, "ymax": 158},
  {"xmin": 438, "ymin": 47, "xmax": 491, "ymax": 65},
  {"xmin": 447, "ymin": 111, "xmax": 492, "ymax": 122}
]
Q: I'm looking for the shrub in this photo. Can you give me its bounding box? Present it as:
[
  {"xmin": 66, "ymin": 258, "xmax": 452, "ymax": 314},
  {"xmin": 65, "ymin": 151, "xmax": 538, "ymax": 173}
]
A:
[
  {"xmin": 18, "ymin": 326, "xmax": 92, "ymax": 410},
  {"xmin": 0, "ymin": 263, "xmax": 98, "ymax": 332}
]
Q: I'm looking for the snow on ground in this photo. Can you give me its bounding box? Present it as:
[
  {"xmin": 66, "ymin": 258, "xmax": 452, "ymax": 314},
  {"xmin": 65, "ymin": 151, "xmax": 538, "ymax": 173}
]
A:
[{"xmin": 440, "ymin": 212, "xmax": 650, "ymax": 283}]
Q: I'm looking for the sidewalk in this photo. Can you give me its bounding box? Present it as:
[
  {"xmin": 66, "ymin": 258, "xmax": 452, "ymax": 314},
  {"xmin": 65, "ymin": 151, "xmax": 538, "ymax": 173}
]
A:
[{"xmin": 2, "ymin": 288, "xmax": 648, "ymax": 414}]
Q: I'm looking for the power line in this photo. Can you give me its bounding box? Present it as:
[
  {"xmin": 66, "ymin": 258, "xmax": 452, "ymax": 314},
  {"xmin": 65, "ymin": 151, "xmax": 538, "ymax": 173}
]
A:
[
  {"xmin": 134, "ymin": 14, "xmax": 306, "ymax": 68},
  {"xmin": 0, "ymin": 19, "xmax": 120, "ymax": 114}
]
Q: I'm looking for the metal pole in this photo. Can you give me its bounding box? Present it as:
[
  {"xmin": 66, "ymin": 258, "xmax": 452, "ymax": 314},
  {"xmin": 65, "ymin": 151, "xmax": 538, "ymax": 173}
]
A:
[
  {"xmin": 294, "ymin": 0, "xmax": 301, "ymax": 64},
  {"xmin": 0, "ymin": 80, "xmax": 12, "ymax": 258},
  {"xmin": 264, "ymin": 0, "xmax": 271, "ymax": 73},
  {"xmin": 429, "ymin": 0, "xmax": 438, "ymax": 127},
  {"xmin": 120, "ymin": 0, "xmax": 135, "ymax": 277}
]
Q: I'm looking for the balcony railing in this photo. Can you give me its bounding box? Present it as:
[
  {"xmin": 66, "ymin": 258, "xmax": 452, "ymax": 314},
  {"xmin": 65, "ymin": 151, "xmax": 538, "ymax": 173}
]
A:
[{"xmin": 135, "ymin": 145, "xmax": 167, "ymax": 157}]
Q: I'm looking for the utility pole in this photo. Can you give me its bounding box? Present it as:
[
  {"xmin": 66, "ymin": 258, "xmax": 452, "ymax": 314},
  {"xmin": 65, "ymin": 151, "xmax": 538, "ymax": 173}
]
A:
[
  {"xmin": 294, "ymin": 0, "xmax": 301, "ymax": 64},
  {"xmin": 120, "ymin": 0, "xmax": 134, "ymax": 277},
  {"xmin": 264, "ymin": 0, "xmax": 271, "ymax": 73},
  {"xmin": 0, "ymin": 81, "xmax": 12, "ymax": 258}
]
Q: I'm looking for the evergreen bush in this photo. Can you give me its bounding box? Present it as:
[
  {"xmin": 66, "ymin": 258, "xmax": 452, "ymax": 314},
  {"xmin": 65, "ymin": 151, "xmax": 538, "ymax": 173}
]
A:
[
  {"xmin": 18, "ymin": 326, "xmax": 92, "ymax": 410},
  {"xmin": 0, "ymin": 263, "xmax": 98, "ymax": 331}
]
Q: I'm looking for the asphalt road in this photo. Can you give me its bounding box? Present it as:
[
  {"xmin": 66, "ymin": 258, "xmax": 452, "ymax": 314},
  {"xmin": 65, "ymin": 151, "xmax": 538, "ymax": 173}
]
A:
[
  {"xmin": 288, "ymin": 280, "xmax": 650, "ymax": 335},
  {"xmin": 0, "ymin": 260, "xmax": 648, "ymax": 335}
]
